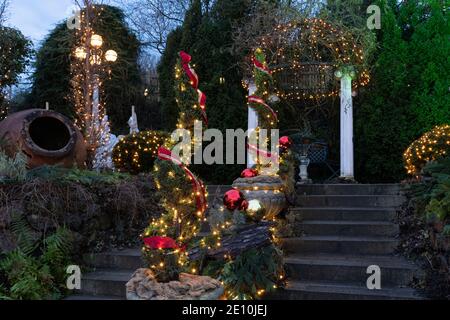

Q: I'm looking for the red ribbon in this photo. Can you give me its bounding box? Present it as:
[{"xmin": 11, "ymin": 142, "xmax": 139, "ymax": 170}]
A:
[
  {"xmin": 246, "ymin": 143, "xmax": 279, "ymax": 163},
  {"xmin": 180, "ymin": 51, "xmax": 199, "ymax": 89},
  {"xmin": 158, "ymin": 147, "xmax": 207, "ymax": 216},
  {"xmin": 248, "ymin": 95, "xmax": 278, "ymax": 122},
  {"xmin": 179, "ymin": 51, "xmax": 208, "ymax": 125},
  {"xmin": 197, "ymin": 89, "xmax": 208, "ymax": 126},
  {"xmin": 252, "ymin": 56, "xmax": 271, "ymax": 75}
]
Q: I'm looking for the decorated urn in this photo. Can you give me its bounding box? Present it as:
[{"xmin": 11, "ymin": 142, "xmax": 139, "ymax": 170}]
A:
[{"xmin": 232, "ymin": 174, "xmax": 287, "ymax": 220}]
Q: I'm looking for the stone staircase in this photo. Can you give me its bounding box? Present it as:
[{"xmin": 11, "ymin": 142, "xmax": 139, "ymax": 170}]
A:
[
  {"xmin": 276, "ymin": 184, "xmax": 422, "ymax": 300},
  {"xmin": 66, "ymin": 183, "xmax": 423, "ymax": 300},
  {"xmin": 65, "ymin": 185, "xmax": 231, "ymax": 300},
  {"xmin": 65, "ymin": 248, "xmax": 142, "ymax": 300}
]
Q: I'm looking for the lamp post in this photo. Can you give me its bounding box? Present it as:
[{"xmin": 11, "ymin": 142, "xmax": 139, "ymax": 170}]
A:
[{"xmin": 74, "ymin": 33, "xmax": 118, "ymax": 158}]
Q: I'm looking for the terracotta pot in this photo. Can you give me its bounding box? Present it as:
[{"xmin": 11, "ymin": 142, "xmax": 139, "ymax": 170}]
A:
[
  {"xmin": 232, "ymin": 175, "xmax": 287, "ymax": 220},
  {"xmin": 0, "ymin": 109, "xmax": 86, "ymax": 169}
]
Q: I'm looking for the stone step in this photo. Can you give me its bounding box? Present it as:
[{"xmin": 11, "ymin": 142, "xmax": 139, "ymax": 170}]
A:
[
  {"xmin": 64, "ymin": 294, "xmax": 122, "ymax": 300},
  {"xmin": 273, "ymin": 280, "xmax": 421, "ymax": 300},
  {"xmin": 281, "ymin": 236, "xmax": 399, "ymax": 255},
  {"xmin": 298, "ymin": 220, "xmax": 399, "ymax": 237},
  {"xmin": 84, "ymin": 249, "xmax": 143, "ymax": 270},
  {"xmin": 295, "ymin": 195, "xmax": 405, "ymax": 208},
  {"xmin": 284, "ymin": 254, "xmax": 417, "ymax": 286},
  {"xmin": 296, "ymin": 184, "xmax": 401, "ymax": 196},
  {"xmin": 290, "ymin": 207, "xmax": 396, "ymax": 222},
  {"xmin": 79, "ymin": 269, "xmax": 133, "ymax": 298}
]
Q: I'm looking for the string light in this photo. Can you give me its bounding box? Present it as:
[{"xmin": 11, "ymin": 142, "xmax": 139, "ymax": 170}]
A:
[
  {"xmin": 249, "ymin": 18, "xmax": 370, "ymax": 101},
  {"xmin": 404, "ymin": 124, "xmax": 450, "ymax": 175}
]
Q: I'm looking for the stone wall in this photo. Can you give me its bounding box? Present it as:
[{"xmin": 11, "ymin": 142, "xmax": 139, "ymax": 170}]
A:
[{"xmin": 0, "ymin": 174, "xmax": 163, "ymax": 256}]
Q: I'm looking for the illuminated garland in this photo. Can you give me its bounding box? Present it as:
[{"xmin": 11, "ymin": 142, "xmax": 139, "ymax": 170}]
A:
[
  {"xmin": 404, "ymin": 124, "xmax": 450, "ymax": 175},
  {"xmin": 253, "ymin": 18, "xmax": 370, "ymax": 101},
  {"xmin": 246, "ymin": 48, "xmax": 280, "ymax": 172},
  {"xmin": 142, "ymin": 51, "xmax": 209, "ymax": 281}
]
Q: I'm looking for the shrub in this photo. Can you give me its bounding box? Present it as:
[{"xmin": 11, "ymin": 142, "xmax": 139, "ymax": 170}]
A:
[
  {"xmin": 408, "ymin": 157, "xmax": 450, "ymax": 223},
  {"xmin": 0, "ymin": 214, "xmax": 73, "ymax": 300},
  {"xmin": 112, "ymin": 131, "xmax": 168, "ymax": 174},
  {"xmin": 0, "ymin": 151, "xmax": 27, "ymax": 182},
  {"xmin": 404, "ymin": 124, "xmax": 450, "ymax": 176},
  {"xmin": 203, "ymin": 245, "xmax": 284, "ymax": 300}
]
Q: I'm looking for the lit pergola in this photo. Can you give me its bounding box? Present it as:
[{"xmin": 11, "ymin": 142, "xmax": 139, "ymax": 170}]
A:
[{"xmin": 246, "ymin": 18, "xmax": 371, "ymax": 180}]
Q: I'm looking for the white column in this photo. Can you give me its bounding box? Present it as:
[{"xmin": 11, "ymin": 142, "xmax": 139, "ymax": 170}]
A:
[
  {"xmin": 336, "ymin": 69, "xmax": 355, "ymax": 179},
  {"xmin": 247, "ymin": 81, "xmax": 258, "ymax": 168}
]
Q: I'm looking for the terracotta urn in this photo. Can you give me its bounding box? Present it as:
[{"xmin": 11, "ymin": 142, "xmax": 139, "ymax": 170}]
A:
[
  {"xmin": 0, "ymin": 109, "xmax": 87, "ymax": 169},
  {"xmin": 232, "ymin": 175, "xmax": 287, "ymax": 220}
]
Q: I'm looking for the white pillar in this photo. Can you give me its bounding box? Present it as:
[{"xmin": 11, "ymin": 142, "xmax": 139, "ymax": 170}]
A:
[
  {"xmin": 247, "ymin": 81, "xmax": 258, "ymax": 168},
  {"xmin": 336, "ymin": 68, "xmax": 355, "ymax": 179}
]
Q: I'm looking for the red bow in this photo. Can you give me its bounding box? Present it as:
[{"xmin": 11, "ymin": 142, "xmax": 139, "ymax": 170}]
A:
[
  {"xmin": 144, "ymin": 236, "xmax": 185, "ymax": 251},
  {"xmin": 179, "ymin": 51, "xmax": 208, "ymax": 125},
  {"xmin": 251, "ymin": 56, "xmax": 271, "ymax": 75}
]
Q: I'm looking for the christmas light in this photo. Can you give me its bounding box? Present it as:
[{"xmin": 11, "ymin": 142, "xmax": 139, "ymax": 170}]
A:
[{"xmin": 404, "ymin": 124, "xmax": 450, "ymax": 175}]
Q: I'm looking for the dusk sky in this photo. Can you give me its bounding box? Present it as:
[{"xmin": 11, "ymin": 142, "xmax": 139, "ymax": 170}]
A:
[{"xmin": 8, "ymin": 0, "xmax": 87, "ymax": 44}]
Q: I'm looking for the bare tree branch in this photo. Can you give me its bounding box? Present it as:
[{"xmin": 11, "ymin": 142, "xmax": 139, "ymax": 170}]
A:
[
  {"xmin": 113, "ymin": 0, "xmax": 195, "ymax": 54},
  {"xmin": 0, "ymin": 0, "xmax": 10, "ymax": 26}
]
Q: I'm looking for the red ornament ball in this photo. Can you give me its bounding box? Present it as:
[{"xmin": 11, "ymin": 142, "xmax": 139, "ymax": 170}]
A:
[
  {"xmin": 223, "ymin": 189, "xmax": 245, "ymax": 211},
  {"xmin": 241, "ymin": 168, "xmax": 258, "ymax": 178},
  {"xmin": 279, "ymin": 136, "xmax": 293, "ymax": 150}
]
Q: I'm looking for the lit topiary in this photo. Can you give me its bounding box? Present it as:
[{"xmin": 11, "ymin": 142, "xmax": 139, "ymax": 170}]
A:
[
  {"xmin": 112, "ymin": 131, "xmax": 168, "ymax": 174},
  {"xmin": 404, "ymin": 124, "xmax": 450, "ymax": 175}
]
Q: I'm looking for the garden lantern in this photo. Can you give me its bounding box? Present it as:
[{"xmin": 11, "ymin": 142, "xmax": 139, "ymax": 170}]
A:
[
  {"xmin": 90, "ymin": 34, "xmax": 103, "ymax": 48},
  {"xmin": 75, "ymin": 47, "xmax": 87, "ymax": 60},
  {"xmin": 72, "ymin": 29, "xmax": 118, "ymax": 168},
  {"xmin": 105, "ymin": 49, "xmax": 118, "ymax": 62}
]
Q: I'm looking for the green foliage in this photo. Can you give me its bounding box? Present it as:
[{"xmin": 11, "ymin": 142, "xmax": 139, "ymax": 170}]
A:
[
  {"xmin": 251, "ymin": 48, "xmax": 278, "ymax": 130},
  {"xmin": 443, "ymin": 225, "xmax": 450, "ymax": 237},
  {"xmin": 0, "ymin": 151, "xmax": 28, "ymax": 182},
  {"xmin": 204, "ymin": 245, "xmax": 284, "ymax": 300},
  {"xmin": 0, "ymin": 214, "xmax": 73, "ymax": 300},
  {"xmin": 0, "ymin": 250, "xmax": 54, "ymax": 300},
  {"xmin": 26, "ymin": 166, "xmax": 130, "ymax": 185},
  {"xmin": 113, "ymin": 131, "xmax": 168, "ymax": 174},
  {"xmin": 409, "ymin": 157, "xmax": 450, "ymax": 223},
  {"xmin": 144, "ymin": 49, "xmax": 208, "ymax": 282},
  {"xmin": 158, "ymin": 0, "xmax": 250, "ymax": 184},
  {"xmin": 0, "ymin": 29, "xmax": 30, "ymax": 85},
  {"xmin": 25, "ymin": 5, "xmax": 143, "ymax": 134},
  {"xmin": 0, "ymin": 26, "xmax": 33, "ymax": 119},
  {"xmin": 424, "ymin": 172, "xmax": 450, "ymax": 222},
  {"xmin": 355, "ymin": 0, "xmax": 450, "ymax": 182}
]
